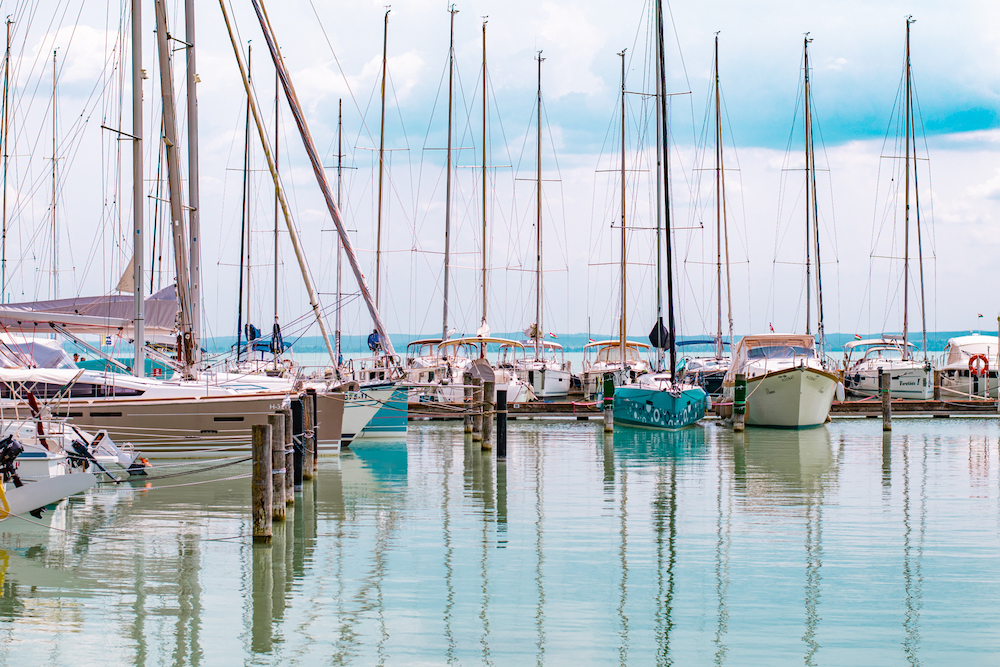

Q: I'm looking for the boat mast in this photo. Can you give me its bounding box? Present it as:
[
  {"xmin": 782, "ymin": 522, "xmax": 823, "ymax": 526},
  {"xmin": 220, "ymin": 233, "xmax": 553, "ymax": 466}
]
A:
[
  {"xmin": 336, "ymin": 98, "xmax": 343, "ymax": 362},
  {"xmin": 131, "ymin": 0, "xmax": 145, "ymax": 377},
  {"xmin": 907, "ymin": 16, "xmax": 928, "ymax": 359},
  {"xmin": 238, "ymin": 0, "xmax": 395, "ymax": 361},
  {"xmin": 654, "ymin": 36, "xmax": 664, "ymax": 373},
  {"xmin": 375, "ymin": 9, "xmax": 388, "ymax": 311},
  {"xmin": 802, "ymin": 35, "xmax": 811, "ymax": 336},
  {"xmin": 654, "ymin": 0, "xmax": 677, "ymax": 378},
  {"xmin": 619, "ymin": 49, "xmax": 627, "ymax": 364},
  {"xmin": 442, "ymin": 4, "xmax": 457, "ymax": 341},
  {"xmin": 808, "ymin": 43, "xmax": 825, "ymax": 357},
  {"xmin": 236, "ymin": 43, "xmax": 251, "ymax": 363},
  {"xmin": 535, "ymin": 51, "xmax": 544, "ymax": 361},
  {"xmin": 1, "ymin": 17, "xmax": 10, "ymax": 302},
  {"xmin": 273, "ymin": 63, "xmax": 280, "ymax": 362},
  {"xmin": 154, "ymin": 0, "xmax": 198, "ymax": 377},
  {"xmin": 713, "ymin": 34, "xmax": 723, "ymax": 361},
  {"xmin": 902, "ymin": 17, "xmax": 912, "ymax": 360},
  {"xmin": 185, "ymin": 0, "xmax": 201, "ymax": 348},
  {"xmin": 51, "ymin": 49, "xmax": 57, "ymax": 301},
  {"xmin": 481, "ymin": 19, "xmax": 488, "ymax": 331}
]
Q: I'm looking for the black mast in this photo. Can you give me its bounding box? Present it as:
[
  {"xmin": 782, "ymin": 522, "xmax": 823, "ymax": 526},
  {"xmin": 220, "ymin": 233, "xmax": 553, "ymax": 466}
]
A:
[
  {"xmin": 236, "ymin": 42, "xmax": 251, "ymax": 361},
  {"xmin": 654, "ymin": 0, "xmax": 676, "ymax": 379}
]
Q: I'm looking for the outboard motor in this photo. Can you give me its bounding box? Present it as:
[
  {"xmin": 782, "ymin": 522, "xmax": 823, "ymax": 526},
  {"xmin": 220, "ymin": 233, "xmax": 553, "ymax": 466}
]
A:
[{"xmin": 0, "ymin": 434, "xmax": 24, "ymax": 487}]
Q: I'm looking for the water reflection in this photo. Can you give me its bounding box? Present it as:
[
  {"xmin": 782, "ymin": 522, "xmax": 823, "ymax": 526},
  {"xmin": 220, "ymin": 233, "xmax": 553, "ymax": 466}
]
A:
[{"xmin": 741, "ymin": 427, "xmax": 835, "ymax": 502}]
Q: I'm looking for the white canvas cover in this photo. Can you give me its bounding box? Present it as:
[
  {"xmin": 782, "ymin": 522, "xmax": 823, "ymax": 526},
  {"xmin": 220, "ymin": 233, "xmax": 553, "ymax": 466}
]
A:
[
  {"xmin": 724, "ymin": 334, "xmax": 816, "ymax": 382},
  {"xmin": 943, "ymin": 335, "xmax": 999, "ymax": 368}
]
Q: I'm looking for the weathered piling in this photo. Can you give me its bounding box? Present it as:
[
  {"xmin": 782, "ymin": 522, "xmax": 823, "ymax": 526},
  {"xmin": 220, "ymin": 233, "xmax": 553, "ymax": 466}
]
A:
[
  {"xmin": 881, "ymin": 369, "xmax": 892, "ymax": 431},
  {"xmin": 253, "ymin": 423, "xmax": 273, "ymax": 542},
  {"xmin": 282, "ymin": 407, "xmax": 294, "ymax": 505},
  {"xmin": 269, "ymin": 413, "xmax": 286, "ymax": 521},
  {"xmin": 933, "ymin": 369, "xmax": 942, "ymax": 401},
  {"xmin": 303, "ymin": 389, "xmax": 315, "ymax": 481},
  {"xmin": 496, "ymin": 389, "xmax": 508, "ymax": 458},
  {"xmin": 602, "ymin": 373, "xmax": 615, "ymax": 432},
  {"xmin": 482, "ymin": 380, "xmax": 495, "ymax": 449},
  {"xmin": 291, "ymin": 398, "xmax": 304, "ymax": 492},
  {"xmin": 733, "ymin": 373, "xmax": 746, "ymax": 432},
  {"xmin": 472, "ymin": 377, "xmax": 484, "ymax": 442},
  {"xmin": 463, "ymin": 371, "xmax": 474, "ymax": 433}
]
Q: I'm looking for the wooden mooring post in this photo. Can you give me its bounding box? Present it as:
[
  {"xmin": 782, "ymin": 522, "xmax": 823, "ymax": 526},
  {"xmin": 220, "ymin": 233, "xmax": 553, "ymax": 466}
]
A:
[
  {"xmin": 269, "ymin": 413, "xmax": 286, "ymax": 522},
  {"xmin": 496, "ymin": 388, "xmax": 507, "ymax": 459},
  {"xmin": 933, "ymin": 369, "xmax": 942, "ymax": 401},
  {"xmin": 252, "ymin": 423, "xmax": 273, "ymax": 543},
  {"xmin": 463, "ymin": 371, "xmax": 474, "ymax": 433},
  {"xmin": 733, "ymin": 373, "xmax": 746, "ymax": 432},
  {"xmin": 603, "ymin": 373, "xmax": 614, "ymax": 433},
  {"xmin": 303, "ymin": 389, "xmax": 316, "ymax": 481},
  {"xmin": 291, "ymin": 397, "xmax": 304, "ymax": 492},
  {"xmin": 282, "ymin": 407, "xmax": 294, "ymax": 505},
  {"xmin": 472, "ymin": 377, "xmax": 484, "ymax": 442},
  {"xmin": 880, "ymin": 369, "xmax": 892, "ymax": 431},
  {"xmin": 482, "ymin": 380, "xmax": 495, "ymax": 449}
]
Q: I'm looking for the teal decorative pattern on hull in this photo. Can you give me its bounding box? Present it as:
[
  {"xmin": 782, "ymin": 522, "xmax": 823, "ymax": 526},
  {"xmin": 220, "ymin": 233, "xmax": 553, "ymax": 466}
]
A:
[{"xmin": 613, "ymin": 385, "xmax": 707, "ymax": 430}]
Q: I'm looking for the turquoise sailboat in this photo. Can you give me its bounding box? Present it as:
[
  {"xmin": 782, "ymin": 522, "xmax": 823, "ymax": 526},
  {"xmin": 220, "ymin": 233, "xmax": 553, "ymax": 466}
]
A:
[{"xmin": 613, "ymin": 0, "xmax": 707, "ymax": 430}]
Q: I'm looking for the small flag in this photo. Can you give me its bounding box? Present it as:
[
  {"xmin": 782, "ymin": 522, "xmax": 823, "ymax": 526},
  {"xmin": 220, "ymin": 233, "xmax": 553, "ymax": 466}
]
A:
[
  {"xmin": 588, "ymin": 338, "xmax": 595, "ymax": 343},
  {"xmin": 979, "ymin": 314, "xmax": 984, "ymax": 318},
  {"xmin": 548, "ymin": 332, "xmax": 558, "ymax": 339},
  {"xmin": 855, "ymin": 334, "xmax": 862, "ymax": 340},
  {"xmin": 769, "ymin": 323, "xmax": 775, "ymax": 333},
  {"xmin": 103, "ymin": 334, "xmax": 113, "ymax": 346}
]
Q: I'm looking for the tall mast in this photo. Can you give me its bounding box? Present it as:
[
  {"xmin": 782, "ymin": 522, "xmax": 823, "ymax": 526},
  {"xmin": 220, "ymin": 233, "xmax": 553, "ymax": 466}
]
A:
[
  {"xmin": 619, "ymin": 49, "xmax": 627, "ymax": 362},
  {"xmin": 654, "ymin": 0, "xmax": 677, "ymax": 377},
  {"xmin": 131, "ymin": 0, "xmax": 144, "ymax": 377},
  {"xmin": 336, "ymin": 98, "xmax": 343, "ymax": 361},
  {"xmin": 654, "ymin": 36, "xmax": 664, "ymax": 373},
  {"xmin": 907, "ymin": 17, "xmax": 928, "ymax": 358},
  {"xmin": 185, "ymin": 0, "xmax": 201, "ymax": 347},
  {"xmin": 441, "ymin": 4, "xmax": 457, "ymax": 341},
  {"xmin": 535, "ymin": 50, "xmax": 544, "ymax": 360},
  {"xmin": 713, "ymin": 34, "xmax": 725, "ymax": 361},
  {"xmin": 480, "ymin": 18, "xmax": 488, "ymax": 330},
  {"xmin": 806, "ymin": 38, "xmax": 825, "ymax": 356},
  {"xmin": 154, "ymin": 0, "xmax": 198, "ymax": 377},
  {"xmin": 802, "ymin": 35, "xmax": 812, "ymax": 336},
  {"xmin": 51, "ymin": 49, "xmax": 57, "ymax": 300},
  {"xmin": 234, "ymin": 0, "xmax": 394, "ymax": 362},
  {"xmin": 902, "ymin": 17, "xmax": 912, "ymax": 359},
  {"xmin": 375, "ymin": 9, "xmax": 389, "ymax": 311},
  {"xmin": 273, "ymin": 63, "xmax": 280, "ymax": 361},
  {"xmin": 1, "ymin": 17, "xmax": 10, "ymax": 302},
  {"xmin": 236, "ymin": 43, "xmax": 251, "ymax": 362}
]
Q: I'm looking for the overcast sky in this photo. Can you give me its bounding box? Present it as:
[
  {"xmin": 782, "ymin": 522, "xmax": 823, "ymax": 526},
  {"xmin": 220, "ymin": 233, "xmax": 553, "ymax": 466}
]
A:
[{"xmin": 4, "ymin": 0, "xmax": 999, "ymax": 346}]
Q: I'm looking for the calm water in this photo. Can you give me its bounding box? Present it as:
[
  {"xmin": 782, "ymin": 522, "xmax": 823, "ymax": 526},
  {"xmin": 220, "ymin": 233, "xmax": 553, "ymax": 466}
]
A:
[{"xmin": 1, "ymin": 417, "xmax": 999, "ymax": 665}]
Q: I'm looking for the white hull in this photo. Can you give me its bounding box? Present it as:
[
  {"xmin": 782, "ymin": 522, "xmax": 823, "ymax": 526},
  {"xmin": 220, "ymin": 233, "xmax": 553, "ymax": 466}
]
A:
[
  {"xmin": 517, "ymin": 365, "xmax": 571, "ymax": 398},
  {"xmin": 341, "ymin": 385, "xmax": 398, "ymax": 443},
  {"xmin": 844, "ymin": 363, "xmax": 933, "ymax": 400},
  {"xmin": 940, "ymin": 370, "xmax": 999, "ymax": 400},
  {"xmin": 724, "ymin": 366, "xmax": 837, "ymax": 428}
]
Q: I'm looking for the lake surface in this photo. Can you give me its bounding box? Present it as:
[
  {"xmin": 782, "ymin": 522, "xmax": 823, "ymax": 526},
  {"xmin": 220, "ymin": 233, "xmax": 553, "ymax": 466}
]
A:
[{"xmin": 0, "ymin": 417, "xmax": 998, "ymax": 665}]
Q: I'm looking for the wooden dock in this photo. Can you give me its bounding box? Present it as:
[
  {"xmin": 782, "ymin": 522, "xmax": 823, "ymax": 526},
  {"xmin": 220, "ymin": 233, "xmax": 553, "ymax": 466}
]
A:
[{"xmin": 407, "ymin": 397, "xmax": 1000, "ymax": 421}]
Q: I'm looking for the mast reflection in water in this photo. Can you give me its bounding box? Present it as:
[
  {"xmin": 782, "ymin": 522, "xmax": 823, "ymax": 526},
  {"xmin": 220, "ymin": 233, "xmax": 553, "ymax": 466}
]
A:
[{"xmin": 0, "ymin": 420, "xmax": 997, "ymax": 662}]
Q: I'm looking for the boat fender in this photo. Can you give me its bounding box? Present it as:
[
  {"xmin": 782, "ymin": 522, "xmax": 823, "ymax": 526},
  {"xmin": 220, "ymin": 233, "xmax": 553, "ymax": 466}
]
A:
[
  {"xmin": 969, "ymin": 354, "xmax": 989, "ymax": 376},
  {"xmin": 836, "ymin": 382, "xmax": 846, "ymax": 402}
]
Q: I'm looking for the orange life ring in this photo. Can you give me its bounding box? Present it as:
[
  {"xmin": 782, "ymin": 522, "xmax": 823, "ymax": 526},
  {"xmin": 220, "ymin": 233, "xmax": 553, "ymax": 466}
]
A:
[{"xmin": 969, "ymin": 354, "xmax": 989, "ymax": 376}]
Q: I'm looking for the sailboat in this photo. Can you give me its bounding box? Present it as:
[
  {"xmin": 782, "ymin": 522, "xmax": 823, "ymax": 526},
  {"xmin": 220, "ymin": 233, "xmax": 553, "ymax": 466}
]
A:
[
  {"xmin": 842, "ymin": 17, "xmax": 933, "ymax": 401},
  {"xmin": 515, "ymin": 51, "xmax": 571, "ymax": 399},
  {"xmin": 684, "ymin": 35, "xmax": 732, "ymax": 396},
  {"xmin": 612, "ymin": 2, "xmax": 708, "ymax": 430},
  {"xmin": 719, "ymin": 35, "xmax": 839, "ymax": 428}
]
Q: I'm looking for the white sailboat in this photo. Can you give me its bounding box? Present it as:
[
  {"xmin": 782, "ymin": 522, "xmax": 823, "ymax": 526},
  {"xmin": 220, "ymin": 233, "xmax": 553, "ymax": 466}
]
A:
[
  {"xmin": 720, "ymin": 36, "xmax": 838, "ymax": 428},
  {"xmin": 846, "ymin": 17, "xmax": 933, "ymax": 400},
  {"xmin": 516, "ymin": 55, "xmax": 571, "ymax": 399},
  {"xmin": 939, "ymin": 334, "xmax": 999, "ymax": 399}
]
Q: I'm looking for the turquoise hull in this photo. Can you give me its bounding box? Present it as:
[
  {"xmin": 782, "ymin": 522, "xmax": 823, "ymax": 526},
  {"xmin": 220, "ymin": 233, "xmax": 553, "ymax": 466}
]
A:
[
  {"xmin": 357, "ymin": 387, "xmax": 409, "ymax": 439},
  {"xmin": 613, "ymin": 385, "xmax": 707, "ymax": 430}
]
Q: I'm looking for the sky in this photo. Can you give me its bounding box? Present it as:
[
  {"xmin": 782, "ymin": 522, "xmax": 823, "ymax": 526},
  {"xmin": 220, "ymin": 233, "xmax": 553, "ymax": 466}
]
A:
[{"xmin": 2, "ymin": 0, "xmax": 999, "ymax": 349}]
